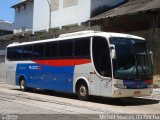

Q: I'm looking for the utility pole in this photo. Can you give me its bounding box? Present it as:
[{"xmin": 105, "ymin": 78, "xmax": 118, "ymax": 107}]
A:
[{"xmin": 46, "ymin": 0, "xmax": 51, "ymax": 36}]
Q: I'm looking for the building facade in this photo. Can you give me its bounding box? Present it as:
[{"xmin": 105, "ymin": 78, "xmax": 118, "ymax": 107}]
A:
[
  {"xmin": 0, "ymin": 20, "xmax": 13, "ymax": 82},
  {"xmin": 0, "ymin": 20, "xmax": 13, "ymax": 62},
  {"xmin": 0, "ymin": 20, "xmax": 13, "ymax": 36},
  {"xmin": 12, "ymin": 0, "xmax": 34, "ymax": 33},
  {"xmin": 12, "ymin": 0, "xmax": 126, "ymax": 33}
]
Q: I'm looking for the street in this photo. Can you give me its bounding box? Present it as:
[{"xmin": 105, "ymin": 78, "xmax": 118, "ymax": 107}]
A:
[{"xmin": 0, "ymin": 83, "xmax": 160, "ymax": 120}]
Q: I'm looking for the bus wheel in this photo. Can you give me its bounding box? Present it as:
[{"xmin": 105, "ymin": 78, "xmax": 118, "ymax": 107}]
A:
[
  {"xmin": 20, "ymin": 79, "xmax": 26, "ymax": 91},
  {"xmin": 77, "ymin": 82, "xmax": 89, "ymax": 101}
]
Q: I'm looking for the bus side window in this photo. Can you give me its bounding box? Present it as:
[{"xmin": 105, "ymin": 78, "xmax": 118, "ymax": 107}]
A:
[
  {"xmin": 7, "ymin": 47, "xmax": 23, "ymax": 61},
  {"xmin": 14, "ymin": 46, "xmax": 23, "ymax": 60},
  {"xmin": 74, "ymin": 38, "xmax": 90, "ymax": 58},
  {"xmin": 32, "ymin": 43, "xmax": 44, "ymax": 59},
  {"xmin": 22, "ymin": 45, "xmax": 33, "ymax": 60},
  {"xmin": 44, "ymin": 42, "xmax": 58, "ymax": 58},
  {"xmin": 7, "ymin": 47, "xmax": 14, "ymax": 60},
  {"xmin": 58, "ymin": 40, "xmax": 73, "ymax": 58}
]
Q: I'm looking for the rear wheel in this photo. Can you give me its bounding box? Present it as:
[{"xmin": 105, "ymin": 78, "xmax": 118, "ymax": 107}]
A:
[
  {"xmin": 20, "ymin": 79, "xmax": 27, "ymax": 91},
  {"xmin": 77, "ymin": 82, "xmax": 89, "ymax": 101}
]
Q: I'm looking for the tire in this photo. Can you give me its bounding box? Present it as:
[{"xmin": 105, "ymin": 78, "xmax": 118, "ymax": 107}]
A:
[
  {"xmin": 20, "ymin": 79, "xmax": 27, "ymax": 91},
  {"xmin": 77, "ymin": 82, "xmax": 89, "ymax": 101}
]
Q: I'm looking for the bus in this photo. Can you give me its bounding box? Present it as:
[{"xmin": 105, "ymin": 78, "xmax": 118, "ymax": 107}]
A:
[{"xmin": 5, "ymin": 31, "xmax": 153, "ymax": 100}]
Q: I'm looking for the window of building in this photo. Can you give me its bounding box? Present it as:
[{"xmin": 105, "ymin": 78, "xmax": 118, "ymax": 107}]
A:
[
  {"xmin": 16, "ymin": 6, "xmax": 21, "ymax": 12},
  {"xmin": 50, "ymin": 0, "xmax": 59, "ymax": 11},
  {"xmin": 63, "ymin": 0, "xmax": 78, "ymax": 8},
  {"xmin": 21, "ymin": 4, "xmax": 26, "ymax": 10}
]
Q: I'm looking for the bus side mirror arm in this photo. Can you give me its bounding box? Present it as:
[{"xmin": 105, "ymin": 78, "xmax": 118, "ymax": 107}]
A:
[
  {"xmin": 110, "ymin": 44, "xmax": 116, "ymax": 59},
  {"xmin": 149, "ymin": 51, "xmax": 153, "ymax": 64}
]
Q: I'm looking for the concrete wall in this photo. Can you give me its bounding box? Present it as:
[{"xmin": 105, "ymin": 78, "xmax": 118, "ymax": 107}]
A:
[
  {"xmin": 33, "ymin": 0, "xmax": 50, "ymax": 32},
  {"xmin": 33, "ymin": 0, "xmax": 91, "ymax": 32},
  {"xmin": 0, "ymin": 63, "xmax": 6, "ymax": 83},
  {"xmin": 51, "ymin": 0, "xmax": 91, "ymax": 28},
  {"xmin": 14, "ymin": 1, "xmax": 34, "ymax": 33},
  {"xmin": 0, "ymin": 21, "xmax": 14, "ymax": 31},
  {"xmin": 0, "ymin": 50, "xmax": 6, "ymax": 82}
]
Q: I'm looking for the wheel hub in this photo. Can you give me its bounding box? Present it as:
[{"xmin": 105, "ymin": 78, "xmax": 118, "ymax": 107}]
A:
[
  {"xmin": 20, "ymin": 80, "xmax": 25, "ymax": 90},
  {"xmin": 80, "ymin": 86, "xmax": 87, "ymax": 96}
]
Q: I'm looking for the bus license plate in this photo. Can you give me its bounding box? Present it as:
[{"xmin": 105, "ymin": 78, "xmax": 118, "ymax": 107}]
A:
[{"xmin": 134, "ymin": 91, "xmax": 141, "ymax": 96}]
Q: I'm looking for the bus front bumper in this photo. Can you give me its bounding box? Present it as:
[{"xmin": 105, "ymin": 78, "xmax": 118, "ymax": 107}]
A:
[{"xmin": 111, "ymin": 88, "xmax": 153, "ymax": 98}]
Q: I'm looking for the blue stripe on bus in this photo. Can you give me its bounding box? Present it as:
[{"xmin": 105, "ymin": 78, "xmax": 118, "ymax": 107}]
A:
[
  {"xmin": 123, "ymin": 80, "xmax": 148, "ymax": 89},
  {"xmin": 16, "ymin": 63, "xmax": 75, "ymax": 93}
]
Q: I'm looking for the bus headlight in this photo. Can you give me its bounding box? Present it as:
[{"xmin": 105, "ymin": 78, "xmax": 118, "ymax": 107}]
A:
[
  {"xmin": 147, "ymin": 84, "xmax": 153, "ymax": 88},
  {"xmin": 114, "ymin": 84, "xmax": 127, "ymax": 89}
]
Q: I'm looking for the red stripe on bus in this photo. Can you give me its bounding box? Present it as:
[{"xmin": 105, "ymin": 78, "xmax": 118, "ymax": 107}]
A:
[
  {"xmin": 33, "ymin": 59, "xmax": 91, "ymax": 66},
  {"xmin": 144, "ymin": 80, "xmax": 153, "ymax": 84}
]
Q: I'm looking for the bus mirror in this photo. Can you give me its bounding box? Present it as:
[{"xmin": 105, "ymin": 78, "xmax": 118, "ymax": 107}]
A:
[
  {"xmin": 149, "ymin": 51, "xmax": 153, "ymax": 64},
  {"xmin": 110, "ymin": 44, "xmax": 116, "ymax": 59},
  {"xmin": 149, "ymin": 51, "xmax": 153, "ymax": 55}
]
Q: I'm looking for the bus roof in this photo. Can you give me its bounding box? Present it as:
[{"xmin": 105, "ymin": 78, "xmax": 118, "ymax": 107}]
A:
[{"xmin": 7, "ymin": 31, "xmax": 145, "ymax": 47}]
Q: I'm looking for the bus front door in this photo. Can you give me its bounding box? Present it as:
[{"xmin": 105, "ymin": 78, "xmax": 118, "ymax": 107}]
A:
[{"xmin": 90, "ymin": 74, "xmax": 101, "ymax": 96}]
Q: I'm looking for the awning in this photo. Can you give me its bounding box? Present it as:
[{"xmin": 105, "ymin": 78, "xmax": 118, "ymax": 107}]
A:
[
  {"xmin": 90, "ymin": 0, "xmax": 160, "ymax": 21},
  {"xmin": 11, "ymin": 0, "xmax": 33, "ymax": 8}
]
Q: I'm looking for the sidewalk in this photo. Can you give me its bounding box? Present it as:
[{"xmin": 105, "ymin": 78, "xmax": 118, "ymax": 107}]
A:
[{"xmin": 150, "ymin": 88, "xmax": 160, "ymax": 100}]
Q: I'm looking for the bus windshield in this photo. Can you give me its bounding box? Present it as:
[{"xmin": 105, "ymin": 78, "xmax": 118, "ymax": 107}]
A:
[{"xmin": 110, "ymin": 37, "xmax": 152, "ymax": 79}]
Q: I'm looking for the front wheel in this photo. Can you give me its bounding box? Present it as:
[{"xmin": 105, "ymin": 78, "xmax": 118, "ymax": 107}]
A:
[
  {"xmin": 77, "ymin": 83, "xmax": 89, "ymax": 101},
  {"xmin": 20, "ymin": 79, "xmax": 27, "ymax": 91}
]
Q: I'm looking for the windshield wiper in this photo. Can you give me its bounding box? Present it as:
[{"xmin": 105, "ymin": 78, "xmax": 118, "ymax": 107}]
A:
[{"xmin": 136, "ymin": 55, "xmax": 148, "ymax": 77}]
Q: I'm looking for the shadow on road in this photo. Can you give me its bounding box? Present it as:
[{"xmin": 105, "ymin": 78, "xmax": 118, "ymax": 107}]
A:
[
  {"xmin": 90, "ymin": 96, "xmax": 159, "ymax": 106},
  {"xmin": 14, "ymin": 88, "xmax": 159, "ymax": 106}
]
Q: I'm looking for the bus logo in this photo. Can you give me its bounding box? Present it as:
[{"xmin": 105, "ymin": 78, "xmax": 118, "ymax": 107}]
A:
[{"xmin": 29, "ymin": 66, "xmax": 42, "ymax": 70}]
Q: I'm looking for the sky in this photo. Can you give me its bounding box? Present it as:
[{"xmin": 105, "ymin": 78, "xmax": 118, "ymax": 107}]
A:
[{"xmin": 0, "ymin": 0, "xmax": 20, "ymax": 23}]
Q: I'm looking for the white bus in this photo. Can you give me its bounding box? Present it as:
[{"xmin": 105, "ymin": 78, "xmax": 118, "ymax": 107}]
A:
[{"xmin": 5, "ymin": 31, "xmax": 153, "ymax": 100}]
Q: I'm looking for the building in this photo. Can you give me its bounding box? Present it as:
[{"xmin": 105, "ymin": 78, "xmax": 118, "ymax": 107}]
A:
[
  {"xmin": 0, "ymin": 20, "xmax": 13, "ymax": 82},
  {"xmin": 0, "ymin": 20, "xmax": 13, "ymax": 62},
  {"xmin": 12, "ymin": 0, "xmax": 126, "ymax": 33},
  {"xmin": 12, "ymin": 0, "xmax": 34, "ymax": 33},
  {"xmin": 0, "ymin": 20, "xmax": 13, "ymax": 36}
]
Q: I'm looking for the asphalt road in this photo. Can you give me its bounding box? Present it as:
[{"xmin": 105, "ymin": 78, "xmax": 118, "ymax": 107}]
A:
[{"xmin": 0, "ymin": 83, "xmax": 160, "ymax": 120}]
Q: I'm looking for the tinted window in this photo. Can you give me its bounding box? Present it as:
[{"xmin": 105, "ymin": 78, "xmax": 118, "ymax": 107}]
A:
[
  {"xmin": 92, "ymin": 37, "xmax": 111, "ymax": 77},
  {"xmin": 59, "ymin": 40, "xmax": 73, "ymax": 58},
  {"xmin": 14, "ymin": 46, "xmax": 23, "ymax": 60},
  {"xmin": 45, "ymin": 42, "xmax": 58, "ymax": 58},
  {"xmin": 7, "ymin": 47, "xmax": 22, "ymax": 60},
  {"xmin": 74, "ymin": 38, "xmax": 90, "ymax": 58},
  {"xmin": 32, "ymin": 43, "xmax": 44, "ymax": 59},
  {"xmin": 7, "ymin": 47, "xmax": 14, "ymax": 60},
  {"xmin": 22, "ymin": 45, "xmax": 33, "ymax": 59}
]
